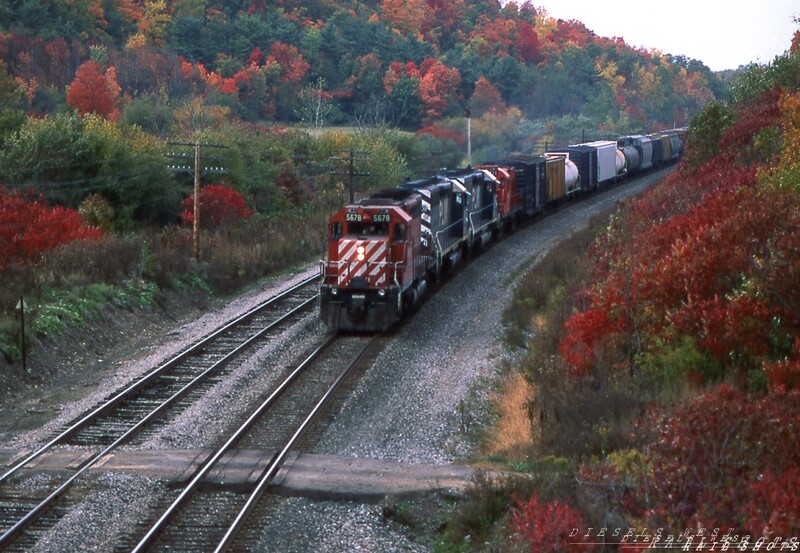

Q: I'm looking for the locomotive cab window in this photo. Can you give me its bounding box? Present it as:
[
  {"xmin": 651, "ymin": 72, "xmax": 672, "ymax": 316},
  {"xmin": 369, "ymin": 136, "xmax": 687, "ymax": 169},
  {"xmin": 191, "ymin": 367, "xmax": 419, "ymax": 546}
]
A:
[
  {"xmin": 330, "ymin": 222, "xmax": 343, "ymax": 240},
  {"xmin": 393, "ymin": 223, "xmax": 406, "ymax": 242}
]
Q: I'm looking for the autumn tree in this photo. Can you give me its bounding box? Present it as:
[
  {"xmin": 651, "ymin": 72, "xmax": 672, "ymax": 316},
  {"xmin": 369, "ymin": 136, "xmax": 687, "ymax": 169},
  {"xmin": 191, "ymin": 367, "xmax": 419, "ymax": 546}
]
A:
[
  {"xmin": 66, "ymin": 60, "xmax": 121, "ymax": 120},
  {"xmin": 181, "ymin": 184, "xmax": 254, "ymax": 229},
  {"xmin": 419, "ymin": 60, "xmax": 461, "ymax": 124},
  {"xmin": 0, "ymin": 187, "xmax": 102, "ymax": 270},
  {"xmin": 516, "ymin": 20, "xmax": 541, "ymax": 64},
  {"xmin": 380, "ymin": 0, "xmax": 427, "ymax": 37},
  {"xmin": 470, "ymin": 76, "xmax": 506, "ymax": 117},
  {"xmin": 126, "ymin": 0, "xmax": 170, "ymax": 49}
]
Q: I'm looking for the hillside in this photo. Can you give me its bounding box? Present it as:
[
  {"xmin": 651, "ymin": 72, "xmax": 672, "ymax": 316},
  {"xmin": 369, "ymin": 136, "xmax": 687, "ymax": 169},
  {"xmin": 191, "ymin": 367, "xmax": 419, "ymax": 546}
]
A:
[
  {"xmin": 486, "ymin": 32, "xmax": 800, "ymax": 552},
  {"xmin": 1, "ymin": 0, "xmax": 722, "ymax": 137}
]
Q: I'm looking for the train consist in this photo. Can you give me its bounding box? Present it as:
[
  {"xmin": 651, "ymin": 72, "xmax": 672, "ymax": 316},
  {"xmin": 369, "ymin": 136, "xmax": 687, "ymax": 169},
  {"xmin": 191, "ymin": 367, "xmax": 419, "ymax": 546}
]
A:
[{"xmin": 319, "ymin": 130, "xmax": 685, "ymax": 332}]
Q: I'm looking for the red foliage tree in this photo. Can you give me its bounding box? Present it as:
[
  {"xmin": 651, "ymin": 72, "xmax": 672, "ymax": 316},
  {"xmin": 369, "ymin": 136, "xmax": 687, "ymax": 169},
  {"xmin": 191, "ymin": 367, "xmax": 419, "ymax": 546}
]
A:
[
  {"xmin": 66, "ymin": 60, "xmax": 120, "ymax": 120},
  {"xmin": 517, "ymin": 20, "xmax": 541, "ymax": 64},
  {"xmin": 415, "ymin": 124, "xmax": 464, "ymax": 145},
  {"xmin": 267, "ymin": 42, "xmax": 310, "ymax": 83},
  {"xmin": 180, "ymin": 184, "xmax": 253, "ymax": 229},
  {"xmin": 470, "ymin": 76, "xmax": 506, "ymax": 116},
  {"xmin": 0, "ymin": 187, "xmax": 102, "ymax": 270},
  {"xmin": 558, "ymin": 86, "xmax": 800, "ymax": 382}
]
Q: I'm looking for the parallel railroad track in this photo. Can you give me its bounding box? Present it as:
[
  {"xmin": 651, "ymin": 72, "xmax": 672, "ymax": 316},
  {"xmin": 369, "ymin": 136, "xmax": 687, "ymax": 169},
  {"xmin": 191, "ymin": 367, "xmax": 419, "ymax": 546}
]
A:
[
  {"xmin": 0, "ymin": 274, "xmax": 320, "ymax": 550},
  {"xmin": 119, "ymin": 333, "xmax": 381, "ymax": 552}
]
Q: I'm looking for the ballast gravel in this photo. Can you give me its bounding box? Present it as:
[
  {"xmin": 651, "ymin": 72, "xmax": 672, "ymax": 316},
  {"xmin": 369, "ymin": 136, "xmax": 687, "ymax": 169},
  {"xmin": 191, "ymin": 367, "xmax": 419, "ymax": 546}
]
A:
[{"xmin": 0, "ymin": 172, "xmax": 666, "ymax": 552}]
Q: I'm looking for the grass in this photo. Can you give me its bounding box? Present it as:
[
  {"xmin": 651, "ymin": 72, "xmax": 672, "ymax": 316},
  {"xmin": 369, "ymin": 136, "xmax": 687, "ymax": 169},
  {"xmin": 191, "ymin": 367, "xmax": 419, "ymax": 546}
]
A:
[
  {"xmin": 481, "ymin": 372, "xmax": 535, "ymax": 464},
  {"xmin": 0, "ymin": 209, "xmax": 328, "ymax": 370}
]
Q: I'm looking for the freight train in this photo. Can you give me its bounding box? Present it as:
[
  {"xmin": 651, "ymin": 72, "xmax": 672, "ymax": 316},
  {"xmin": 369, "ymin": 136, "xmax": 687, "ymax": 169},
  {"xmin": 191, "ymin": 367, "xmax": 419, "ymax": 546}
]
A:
[{"xmin": 319, "ymin": 130, "xmax": 685, "ymax": 332}]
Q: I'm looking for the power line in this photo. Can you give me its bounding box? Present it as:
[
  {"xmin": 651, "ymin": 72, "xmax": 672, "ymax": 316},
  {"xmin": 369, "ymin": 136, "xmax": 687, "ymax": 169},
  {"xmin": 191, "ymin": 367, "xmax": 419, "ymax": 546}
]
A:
[
  {"xmin": 330, "ymin": 149, "xmax": 369, "ymax": 203},
  {"xmin": 166, "ymin": 141, "xmax": 230, "ymax": 261}
]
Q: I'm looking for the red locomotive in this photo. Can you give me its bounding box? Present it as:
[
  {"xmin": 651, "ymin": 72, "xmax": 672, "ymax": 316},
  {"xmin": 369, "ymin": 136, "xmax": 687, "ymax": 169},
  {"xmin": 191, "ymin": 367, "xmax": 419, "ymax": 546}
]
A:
[
  {"xmin": 319, "ymin": 188, "xmax": 431, "ymax": 331},
  {"xmin": 320, "ymin": 170, "xmax": 501, "ymax": 331}
]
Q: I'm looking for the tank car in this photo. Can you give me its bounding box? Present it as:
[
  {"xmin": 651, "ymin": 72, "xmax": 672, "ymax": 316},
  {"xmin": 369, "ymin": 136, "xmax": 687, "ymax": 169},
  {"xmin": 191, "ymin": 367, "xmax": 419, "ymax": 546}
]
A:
[
  {"xmin": 618, "ymin": 135, "xmax": 654, "ymax": 172},
  {"xmin": 550, "ymin": 144, "xmax": 598, "ymax": 192},
  {"xmin": 617, "ymin": 138, "xmax": 641, "ymax": 174}
]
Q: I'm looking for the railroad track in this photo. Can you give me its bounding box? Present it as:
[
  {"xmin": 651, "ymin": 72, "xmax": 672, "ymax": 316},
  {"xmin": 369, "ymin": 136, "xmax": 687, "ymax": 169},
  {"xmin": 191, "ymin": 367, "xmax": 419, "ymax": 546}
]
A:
[
  {"xmin": 0, "ymin": 274, "xmax": 320, "ymax": 550},
  {"xmin": 117, "ymin": 333, "xmax": 380, "ymax": 552}
]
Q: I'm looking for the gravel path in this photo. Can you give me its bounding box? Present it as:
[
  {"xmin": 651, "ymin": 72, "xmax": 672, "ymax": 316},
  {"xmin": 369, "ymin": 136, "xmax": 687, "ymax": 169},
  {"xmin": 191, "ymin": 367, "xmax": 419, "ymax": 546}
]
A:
[{"xmin": 0, "ymin": 171, "xmax": 666, "ymax": 551}]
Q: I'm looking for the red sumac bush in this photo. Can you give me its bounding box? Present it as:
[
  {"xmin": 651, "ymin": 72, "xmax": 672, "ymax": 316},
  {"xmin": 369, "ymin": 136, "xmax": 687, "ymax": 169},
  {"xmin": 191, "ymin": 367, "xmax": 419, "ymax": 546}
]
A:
[
  {"xmin": 180, "ymin": 184, "xmax": 254, "ymax": 229},
  {"xmin": 644, "ymin": 384, "xmax": 800, "ymax": 532},
  {"xmin": 510, "ymin": 494, "xmax": 592, "ymax": 552},
  {"xmin": 0, "ymin": 187, "xmax": 102, "ymax": 270}
]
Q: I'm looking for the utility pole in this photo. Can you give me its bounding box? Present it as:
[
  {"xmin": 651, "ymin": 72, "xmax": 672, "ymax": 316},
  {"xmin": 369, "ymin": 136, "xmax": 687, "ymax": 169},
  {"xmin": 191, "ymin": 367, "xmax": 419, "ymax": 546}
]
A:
[
  {"xmin": 167, "ymin": 141, "xmax": 229, "ymax": 261},
  {"xmin": 464, "ymin": 107, "xmax": 471, "ymax": 165},
  {"xmin": 16, "ymin": 297, "xmax": 26, "ymax": 373},
  {"xmin": 330, "ymin": 149, "xmax": 369, "ymax": 203}
]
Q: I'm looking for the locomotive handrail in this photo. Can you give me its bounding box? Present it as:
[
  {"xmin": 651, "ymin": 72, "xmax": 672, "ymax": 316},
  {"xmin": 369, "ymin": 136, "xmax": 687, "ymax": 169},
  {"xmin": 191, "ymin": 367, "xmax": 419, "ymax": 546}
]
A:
[
  {"xmin": 326, "ymin": 259, "xmax": 394, "ymax": 270},
  {"xmin": 469, "ymin": 203, "xmax": 496, "ymax": 232},
  {"xmin": 433, "ymin": 218, "xmax": 466, "ymax": 256}
]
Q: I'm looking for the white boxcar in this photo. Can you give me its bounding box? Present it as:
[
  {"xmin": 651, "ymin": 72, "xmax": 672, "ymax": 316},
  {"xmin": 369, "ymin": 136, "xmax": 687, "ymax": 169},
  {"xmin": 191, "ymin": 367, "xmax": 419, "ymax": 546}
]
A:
[{"xmin": 584, "ymin": 140, "xmax": 619, "ymax": 186}]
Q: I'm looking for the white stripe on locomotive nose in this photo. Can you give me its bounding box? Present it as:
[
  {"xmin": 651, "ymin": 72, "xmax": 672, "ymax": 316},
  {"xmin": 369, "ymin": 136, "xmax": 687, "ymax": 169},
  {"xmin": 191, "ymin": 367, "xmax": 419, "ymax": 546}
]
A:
[
  {"xmin": 367, "ymin": 243, "xmax": 385, "ymax": 263},
  {"xmin": 339, "ymin": 240, "xmax": 358, "ymax": 258}
]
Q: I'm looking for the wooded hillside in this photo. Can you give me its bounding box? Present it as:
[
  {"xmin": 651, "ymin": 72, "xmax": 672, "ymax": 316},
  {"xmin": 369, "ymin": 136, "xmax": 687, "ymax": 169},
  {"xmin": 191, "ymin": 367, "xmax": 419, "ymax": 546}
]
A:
[{"xmin": 1, "ymin": 0, "xmax": 723, "ymax": 135}]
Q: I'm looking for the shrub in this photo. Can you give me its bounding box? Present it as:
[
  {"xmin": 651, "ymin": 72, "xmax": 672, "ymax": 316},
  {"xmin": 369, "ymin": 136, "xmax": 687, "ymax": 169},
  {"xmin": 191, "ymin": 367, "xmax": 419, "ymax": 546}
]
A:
[
  {"xmin": 510, "ymin": 494, "xmax": 591, "ymax": 552},
  {"xmin": 0, "ymin": 187, "xmax": 102, "ymax": 271},
  {"xmin": 643, "ymin": 384, "xmax": 800, "ymax": 533},
  {"xmin": 180, "ymin": 183, "xmax": 254, "ymax": 229}
]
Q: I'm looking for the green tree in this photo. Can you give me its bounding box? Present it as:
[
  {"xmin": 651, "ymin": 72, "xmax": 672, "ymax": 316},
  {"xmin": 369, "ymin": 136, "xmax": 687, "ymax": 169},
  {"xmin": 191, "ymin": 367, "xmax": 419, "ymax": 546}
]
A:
[
  {"xmin": 685, "ymin": 102, "xmax": 734, "ymax": 167},
  {"xmin": 387, "ymin": 74, "xmax": 421, "ymax": 129}
]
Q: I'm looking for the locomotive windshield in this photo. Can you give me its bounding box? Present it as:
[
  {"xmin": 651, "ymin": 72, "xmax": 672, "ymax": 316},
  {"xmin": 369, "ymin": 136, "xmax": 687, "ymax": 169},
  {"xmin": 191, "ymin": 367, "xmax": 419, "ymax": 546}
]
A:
[{"xmin": 348, "ymin": 221, "xmax": 389, "ymax": 236}]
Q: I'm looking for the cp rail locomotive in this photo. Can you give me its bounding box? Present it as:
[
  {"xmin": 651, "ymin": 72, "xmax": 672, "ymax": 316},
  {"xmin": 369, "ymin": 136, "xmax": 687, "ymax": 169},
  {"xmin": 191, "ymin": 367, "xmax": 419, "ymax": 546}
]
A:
[{"xmin": 319, "ymin": 130, "xmax": 685, "ymax": 332}]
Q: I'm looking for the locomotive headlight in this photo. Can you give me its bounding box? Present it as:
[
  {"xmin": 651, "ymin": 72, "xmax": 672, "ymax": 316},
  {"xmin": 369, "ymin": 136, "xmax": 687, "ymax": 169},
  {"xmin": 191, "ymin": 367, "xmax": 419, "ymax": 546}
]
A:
[
  {"xmin": 357, "ymin": 245, "xmax": 366, "ymax": 261},
  {"xmin": 331, "ymin": 288, "xmax": 338, "ymax": 296},
  {"xmin": 378, "ymin": 289, "xmax": 386, "ymax": 297}
]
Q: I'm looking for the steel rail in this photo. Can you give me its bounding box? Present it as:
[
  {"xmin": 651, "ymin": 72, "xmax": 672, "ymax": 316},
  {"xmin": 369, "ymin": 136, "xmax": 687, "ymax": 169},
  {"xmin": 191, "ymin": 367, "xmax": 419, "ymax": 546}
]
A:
[
  {"xmin": 130, "ymin": 333, "xmax": 342, "ymax": 553},
  {"xmin": 213, "ymin": 333, "xmax": 380, "ymax": 553},
  {"xmin": 0, "ymin": 278, "xmax": 319, "ymax": 548},
  {"xmin": 0, "ymin": 274, "xmax": 318, "ymax": 486}
]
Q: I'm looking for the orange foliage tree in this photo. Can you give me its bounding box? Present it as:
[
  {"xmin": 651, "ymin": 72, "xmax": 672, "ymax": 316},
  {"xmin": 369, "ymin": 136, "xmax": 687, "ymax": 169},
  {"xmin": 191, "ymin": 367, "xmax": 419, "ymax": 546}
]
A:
[
  {"xmin": 419, "ymin": 60, "xmax": 461, "ymax": 124},
  {"xmin": 66, "ymin": 60, "xmax": 121, "ymax": 120},
  {"xmin": 470, "ymin": 76, "xmax": 506, "ymax": 116}
]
